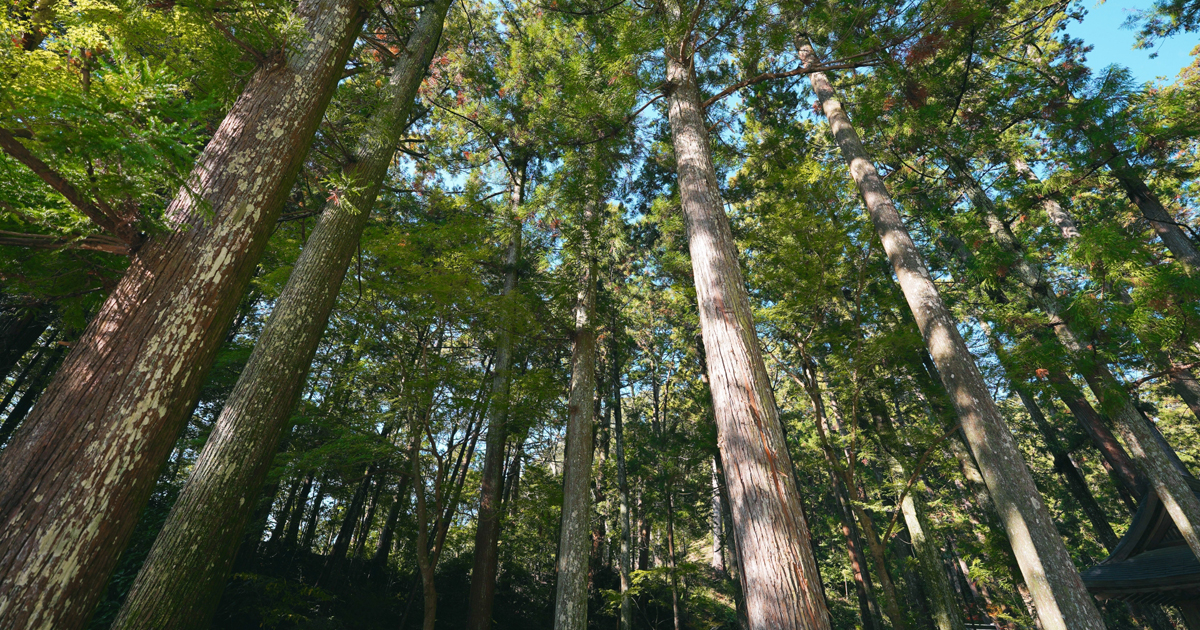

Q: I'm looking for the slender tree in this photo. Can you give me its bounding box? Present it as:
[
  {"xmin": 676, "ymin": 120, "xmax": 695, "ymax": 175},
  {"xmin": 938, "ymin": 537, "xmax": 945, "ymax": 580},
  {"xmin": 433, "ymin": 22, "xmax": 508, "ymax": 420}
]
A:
[{"xmin": 796, "ymin": 38, "xmax": 1106, "ymax": 630}]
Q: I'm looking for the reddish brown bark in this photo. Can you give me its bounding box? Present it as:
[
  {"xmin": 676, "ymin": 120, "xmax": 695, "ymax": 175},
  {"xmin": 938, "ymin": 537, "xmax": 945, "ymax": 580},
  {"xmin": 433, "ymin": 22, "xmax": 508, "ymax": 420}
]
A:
[{"xmin": 0, "ymin": 0, "xmax": 365, "ymax": 625}]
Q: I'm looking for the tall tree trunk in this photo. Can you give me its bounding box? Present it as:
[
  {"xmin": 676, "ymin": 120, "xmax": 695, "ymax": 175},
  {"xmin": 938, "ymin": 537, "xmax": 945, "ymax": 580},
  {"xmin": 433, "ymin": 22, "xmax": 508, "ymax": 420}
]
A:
[
  {"xmin": 870, "ymin": 400, "xmax": 965, "ymax": 630},
  {"xmin": 267, "ymin": 474, "xmax": 305, "ymax": 556},
  {"xmin": 110, "ymin": 4, "xmax": 450, "ymax": 626},
  {"xmin": 660, "ymin": 17, "xmax": 829, "ymax": 630},
  {"xmin": 613, "ymin": 345, "xmax": 634, "ymax": 630},
  {"xmin": 1046, "ymin": 370, "xmax": 1145, "ymax": 509},
  {"xmin": 352, "ymin": 472, "xmax": 387, "ymax": 561},
  {"xmin": 552, "ymin": 214, "xmax": 598, "ymax": 630},
  {"xmin": 951, "ymin": 157, "xmax": 1200, "ymax": 559},
  {"xmin": 1106, "ymin": 150, "xmax": 1200, "ymax": 272},
  {"xmin": 637, "ymin": 491, "xmax": 650, "ymax": 571},
  {"xmin": 412, "ymin": 436, "xmax": 439, "ymax": 630},
  {"xmin": 1014, "ymin": 388, "xmax": 1119, "ymax": 550},
  {"xmin": 300, "ymin": 479, "xmax": 327, "ymax": 554},
  {"xmin": 666, "ymin": 490, "xmax": 683, "ymax": 630},
  {"xmin": 467, "ymin": 159, "xmax": 528, "ymax": 630},
  {"xmin": 797, "ymin": 40, "xmax": 1105, "ymax": 630},
  {"xmin": 323, "ymin": 465, "xmax": 377, "ymax": 582},
  {"xmin": 0, "ymin": 1, "xmax": 367, "ymax": 626}
]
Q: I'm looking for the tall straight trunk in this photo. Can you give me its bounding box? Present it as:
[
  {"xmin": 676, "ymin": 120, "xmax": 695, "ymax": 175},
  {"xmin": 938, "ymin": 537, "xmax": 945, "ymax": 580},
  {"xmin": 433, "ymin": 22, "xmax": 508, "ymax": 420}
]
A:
[
  {"xmin": 352, "ymin": 471, "xmax": 387, "ymax": 560},
  {"xmin": 0, "ymin": 338, "xmax": 45, "ymax": 419},
  {"xmin": 952, "ymin": 158, "xmax": 1200, "ymax": 560},
  {"xmin": 819, "ymin": 375, "xmax": 907, "ymax": 630},
  {"xmin": 1046, "ymin": 370, "xmax": 1145, "ymax": 508},
  {"xmin": 413, "ymin": 437, "xmax": 439, "ymax": 630},
  {"xmin": 324, "ymin": 465, "xmax": 376, "ymax": 581},
  {"xmin": 666, "ymin": 490, "xmax": 683, "ymax": 630},
  {"xmin": 268, "ymin": 474, "xmax": 306, "ymax": 554},
  {"xmin": 552, "ymin": 218, "xmax": 598, "ymax": 630},
  {"xmin": 1014, "ymin": 388, "xmax": 1119, "ymax": 550},
  {"xmin": 661, "ymin": 17, "xmax": 829, "ymax": 630},
  {"xmin": 110, "ymin": 4, "xmax": 450, "ymax": 626},
  {"xmin": 466, "ymin": 160, "xmax": 528, "ymax": 630},
  {"xmin": 1106, "ymin": 150, "xmax": 1200, "ymax": 272},
  {"xmin": 796, "ymin": 40, "xmax": 1105, "ymax": 630},
  {"xmin": 0, "ymin": 1, "xmax": 366, "ymax": 625},
  {"xmin": 613, "ymin": 347, "xmax": 634, "ymax": 630}
]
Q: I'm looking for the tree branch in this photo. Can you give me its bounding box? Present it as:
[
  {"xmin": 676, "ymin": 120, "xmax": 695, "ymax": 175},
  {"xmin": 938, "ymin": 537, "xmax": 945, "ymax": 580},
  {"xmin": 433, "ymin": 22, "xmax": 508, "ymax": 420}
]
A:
[{"xmin": 0, "ymin": 128, "xmax": 142, "ymax": 249}]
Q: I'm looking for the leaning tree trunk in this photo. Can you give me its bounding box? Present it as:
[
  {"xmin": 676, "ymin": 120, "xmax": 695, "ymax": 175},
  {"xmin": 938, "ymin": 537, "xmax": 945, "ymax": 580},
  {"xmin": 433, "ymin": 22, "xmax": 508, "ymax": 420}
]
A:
[
  {"xmin": 951, "ymin": 157, "xmax": 1200, "ymax": 560},
  {"xmin": 0, "ymin": 303, "xmax": 50, "ymax": 381},
  {"xmin": 658, "ymin": 12, "xmax": 830, "ymax": 630},
  {"xmin": 109, "ymin": 4, "xmax": 450, "ymax": 626},
  {"xmin": 796, "ymin": 40, "xmax": 1106, "ymax": 630},
  {"xmin": 466, "ymin": 160, "xmax": 528, "ymax": 630},
  {"xmin": 1012, "ymin": 156, "xmax": 1200, "ymax": 425},
  {"xmin": 1106, "ymin": 149, "xmax": 1200, "ymax": 272},
  {"xmin": 552, "ymin": 212, "xmax": 598, "ymax": 630},
  {"xmin": 0, "ymin": 1, "xmax": 366, "ymax": 626}
]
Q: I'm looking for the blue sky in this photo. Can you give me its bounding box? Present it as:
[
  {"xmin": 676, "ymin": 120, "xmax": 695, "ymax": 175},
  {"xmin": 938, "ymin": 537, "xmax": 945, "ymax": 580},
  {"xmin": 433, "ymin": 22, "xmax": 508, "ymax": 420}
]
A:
[{"xmin": 1066, "ymin": 0, "xmax": 1198, "ymax": 83}]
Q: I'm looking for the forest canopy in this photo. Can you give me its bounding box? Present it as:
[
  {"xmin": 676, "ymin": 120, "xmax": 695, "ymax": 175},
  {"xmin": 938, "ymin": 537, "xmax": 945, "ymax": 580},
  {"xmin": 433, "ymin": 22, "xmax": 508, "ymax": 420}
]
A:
[{"xmin": 2, "ymin": 0, "xmax": 1200, "ymax": 629}]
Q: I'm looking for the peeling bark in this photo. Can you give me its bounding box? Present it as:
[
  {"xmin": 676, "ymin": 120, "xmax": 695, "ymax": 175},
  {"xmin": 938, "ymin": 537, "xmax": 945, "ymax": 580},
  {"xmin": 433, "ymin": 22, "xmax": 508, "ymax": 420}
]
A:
[
  {"xmin": 0, "ymin": 1, "xmax": 367, "ymax": 625},
  {"xmin": 108, "ymin": 3, "xmax": 450, "ymax": 625}
]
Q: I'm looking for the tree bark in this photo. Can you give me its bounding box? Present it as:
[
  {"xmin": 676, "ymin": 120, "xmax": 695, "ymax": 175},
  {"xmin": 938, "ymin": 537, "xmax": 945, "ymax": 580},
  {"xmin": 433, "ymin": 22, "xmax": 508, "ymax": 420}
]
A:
[
  {"xmin": 370, "ymin": 473, "xmax": 411, "ymax": 575},
  {"xmin": 614, "ymin": 346, "xmax": 634, "ymax": 630},
  {"xmin": 660, "ymin": 17, "xmax": 829, "ymax": 630},
  {"xmin": 710, "ymin": 457, "xmax": 726, "ymax": 574},
  {"xmin": 797, "ymin": 39, "xmax": 1105, "ymax": 630},
  {"xmin": 552, "ymin": 211, "xmax": 598, "ymax": 630},
  {"xmin": 666, "ymin": 490, "xmax": 683, "ymax": 630},
  {"xmin": 109, "ymin": 3, "xmax": 450, "ymax": 626},
  {"xmin": 0, "ymin": 0, "xmax": 367, "ymax": 624},
  {"xmin": 281, "ymin": 473, "xmax": 316, "ymax": 554},
  {"xmin": 466, "ymin": 159, "xmax": 528, "ymax": 630},
  {"xmin": 951, "ymin": 157, "xmax": 1200, "ymax": 560}
]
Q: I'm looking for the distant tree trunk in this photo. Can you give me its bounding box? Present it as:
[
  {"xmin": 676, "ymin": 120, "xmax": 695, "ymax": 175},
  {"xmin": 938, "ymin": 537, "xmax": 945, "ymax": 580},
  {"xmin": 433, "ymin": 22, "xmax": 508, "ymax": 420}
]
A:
[
  {"xmin": 787, "ymin": 359, "xmax": 882, "ymax": 630},
  {"xmin": 0, "ymin": 304, "xmax": 50, "ymax": 381},
  {"xmin": 267, "ymin": 474, "xmax": 305, "ymax": 556},
  {"xmin": 1046, "ymin": 370, "xmax": 1145, "ymax": 509},
  {"xmin": 413, "ymin": 437, "xmax": 439, "ymax": 630},
  {"xmin": 1106, "ymin": 150, "xmax": 1200, "ymax": 272},
  {"xmin": 613, "ymin": 348, "xmax": 634, "ymax": 630},
  {"xmin": 300, "ymin": 480, "xmax": 327, "ymax": 553},
  {"xmin": 552, "ymin": 210, "xmax": 598, "ymax": 630},
  {"xmin": 0, "ymin": 338, "xmax": 64, "ymax": 446},
  {"xmin": 871, "ymin": 401, "xmax": 965, "ymax": 630},
  {"xmin": 281, "ymin": 473, "xmax": 315, "ymax": 552},
  {"xmin": 0, "ymin": 1, "xmax": 368, "ymax": 626},
  {"xmin": 108, "ymin": 4, "xmax": 449, "ymax": 626},
  {"xmin": 467, "ymin": 159, "xmax": 528, "ymax": 630},
  {"xmin": 666, "ymin": 490, "xmax": 683, "ymax": 630},
  {"xmin": 370, "ymin": 473, "xmax": 411, "ymax": 575},
  {"xmin": 353, "ymin": 473, "xmax": 388, "ymax": 561},
  {"xmin": 951, "ymin": 157, "xmax": 1200, "ymax": 560},
  {"xmin": 324, "ymin": 465, "xmax": 377, "ymax": 581},
  {"xmin": 637, "ymin": 491, "xmax": 650, "ymax": 571},
  {"xmin": 659, "ymin": 15, "xmax": 830, "ymax": 630},
  {"xmin": 797, "ymin": 39, "xmax": 1105, "ymax": 630},
  {"xmin": 1015, "ymin": 388, "xmax": 1119, "ymax": 550}
]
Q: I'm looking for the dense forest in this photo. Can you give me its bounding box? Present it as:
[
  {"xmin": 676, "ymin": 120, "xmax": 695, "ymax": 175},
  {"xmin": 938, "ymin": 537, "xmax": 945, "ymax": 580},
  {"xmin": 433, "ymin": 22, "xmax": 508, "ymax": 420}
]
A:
[{"xmin": 2, "ymin": 0, "xmax": 1200, "ymax": 628}]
